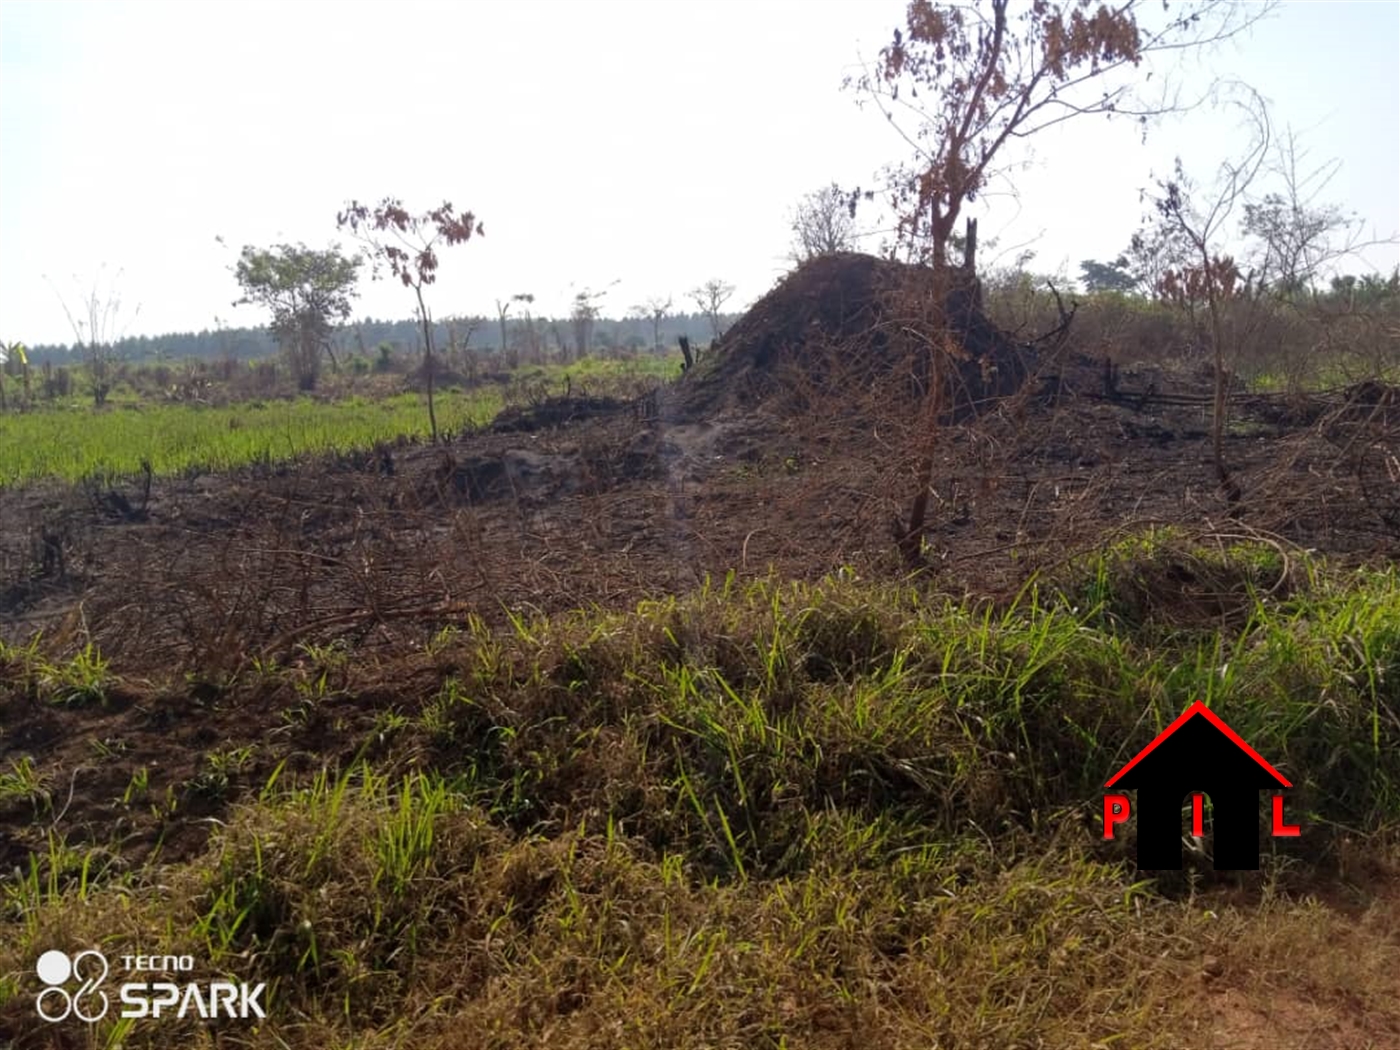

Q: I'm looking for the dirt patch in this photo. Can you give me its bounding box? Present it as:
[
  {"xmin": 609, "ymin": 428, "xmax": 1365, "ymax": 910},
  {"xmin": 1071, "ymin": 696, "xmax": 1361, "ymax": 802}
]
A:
[
  {"xmin": 489, "ymin": 394, "xmax": 634, "ymax": 433},
  {"xmin": 680, "ymin": 252, "xmax": 1043, "ymax": 421}
]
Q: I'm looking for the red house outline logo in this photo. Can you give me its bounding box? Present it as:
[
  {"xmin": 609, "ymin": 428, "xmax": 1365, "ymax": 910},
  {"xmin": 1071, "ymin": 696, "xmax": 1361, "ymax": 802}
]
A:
[{"xmin": 1104, "ymin": 701, "xmax": 1300, "ymax": 869}]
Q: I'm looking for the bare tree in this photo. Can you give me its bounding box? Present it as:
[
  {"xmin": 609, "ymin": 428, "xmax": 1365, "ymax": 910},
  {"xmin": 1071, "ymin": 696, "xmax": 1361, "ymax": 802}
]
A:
[
  {"xmin": 495, "ymin": 292, "xmax": 534, "ymax": 356},
  {"xmin": 515, "ymin": 293, "xmax": 539, "ymax": 359},
  {"xmin": 1146, "ymin": 87, "xmax": 1271, "ymax": 500},
  {"xmin": 790, "ymin": 182, "xmax": 858, "ymax": 263},
  {"xmin": 570, "ymin": 292, "xmax": 600, "ymax": 360},
  {"xmin": 568, "ymin": 283, "xmax": 617, "ymax": 360},
  {"xmin": 1241, "ymin": 127, "xmax": 1390, "ymax": 300},
  {"xmin": 689, "ymin": 279, "xmax": 736, "ymax": 341},
  {"xmin": 46, "ymin": 266, "xmax": 141, "ymax": 407},
  {"xmin": 631, "ymin": 295, "xmax": 673, "ymax": 352},
  {"xmin": 337, "ymin": 198, "xmax": 484, "ymax": 443},
  {"xmin": 444, "ymin": 315, "xmax": 481, "ymax": 354}
]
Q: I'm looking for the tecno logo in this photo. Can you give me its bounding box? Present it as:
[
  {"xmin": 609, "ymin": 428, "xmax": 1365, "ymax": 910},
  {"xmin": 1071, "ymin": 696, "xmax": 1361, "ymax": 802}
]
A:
[
  {"xmin": 36, "ymin": 949, "xmax": 109, "ymax": 1023},
  {"xmin": 34, "ymin": 949, "xmax": 266, "ymax": 1023}
]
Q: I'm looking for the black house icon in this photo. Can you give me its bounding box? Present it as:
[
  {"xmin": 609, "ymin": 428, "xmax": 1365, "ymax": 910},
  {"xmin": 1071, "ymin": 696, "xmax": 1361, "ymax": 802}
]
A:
[{"xmin": 1106, "ymin": 701, "xmax": 1291, "ymax": 869}]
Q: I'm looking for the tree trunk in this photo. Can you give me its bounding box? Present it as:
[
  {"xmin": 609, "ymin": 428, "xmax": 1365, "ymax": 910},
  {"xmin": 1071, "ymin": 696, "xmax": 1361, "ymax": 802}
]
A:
[
  {"xmin": 416, "ymin": 287, "xmax": 439, "ymax": 445},
  {"xmin": 900, "ymin": 216, "xmax": 980, "ymax": 566}
]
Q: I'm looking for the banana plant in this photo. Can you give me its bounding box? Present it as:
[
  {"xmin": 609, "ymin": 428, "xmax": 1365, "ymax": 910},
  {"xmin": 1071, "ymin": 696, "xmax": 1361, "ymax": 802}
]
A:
[{"xmin": 1, "ymin": 341, "xmax": 30, "ymax": 410}]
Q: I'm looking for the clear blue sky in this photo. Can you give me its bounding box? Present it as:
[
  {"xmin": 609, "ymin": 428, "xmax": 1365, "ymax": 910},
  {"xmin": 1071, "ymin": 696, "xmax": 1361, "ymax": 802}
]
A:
[{"xmin": 1, "ymin": 0, "xmax": 1396, "ymax": 345}]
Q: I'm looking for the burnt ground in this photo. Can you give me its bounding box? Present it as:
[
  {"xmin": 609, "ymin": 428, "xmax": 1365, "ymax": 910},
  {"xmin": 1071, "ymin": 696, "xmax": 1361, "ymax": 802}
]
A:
[
  {"xmin": 4, "ymin": 364, "xmax": 1400, "ymax": 873},
  {"xmin": 3, "ymin": 254, "xmax": 1400, "ymax": 1046}
]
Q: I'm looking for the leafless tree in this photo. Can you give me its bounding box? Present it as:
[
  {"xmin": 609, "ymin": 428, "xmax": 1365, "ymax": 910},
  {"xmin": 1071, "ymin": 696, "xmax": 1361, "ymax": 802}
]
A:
[
  {"xmin": 790, "ymin": 182, "xmax": 858, "ymax": 263},
  {"xmin": 689, "ymin": 279, "xmax": 736, "ymax": 341},
  {"xmin": 1146, "ymin": 87, "xmax": 1271, "ymax": 499},
  {"xmin": 568, "ymin": 282, "xmax": 617, "ymax": 360},
  {"xmin": 496, "ymin": 292, "xmax": 534, "ymax": 356},
  {"xmin": 46, "ymin": 266, "xmax": 141, "ymax": 407},
  {"xmin": 1242, "ymin": 127, "xmax": 1393, "ymax": 299},
  {"xmin": 631, "ymin": 295, "xmax": 673, "ymax": 352}
]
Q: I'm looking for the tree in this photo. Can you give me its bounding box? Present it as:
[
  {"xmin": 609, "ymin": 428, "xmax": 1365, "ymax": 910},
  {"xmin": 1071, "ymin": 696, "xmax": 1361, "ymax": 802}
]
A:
[
  {"xmin": 517, "ymin": 294, "xmax": 540, "ymax": 358},
  {"xmin": 338, "ymin": 198, "xmax": 484, "ymax": 443},
  {"xmin": 495, "ymin": 292, "xmax": 534, "ymax": 355},
  {"xmin": 1331, "ymin": 269, "xmax": 1400, "ymax": 309},
  {"xmin": 567, "ymin": 282, "xmax": 618, "ymax": 360},
  {"xmin": 1078, "ymin": 257, "xmax": 1137, "ymax": 294},
  {"xmin": 1143, "ymin": 87, "xmax": 1271, "ymax": 501},
  {"xmin": 790, "ymin": 182, "xmax": 859, "ymax": 263},
  {"xmin": 233, "ymin": 243, "xmax": 361, "ymax": 391},
  {"xmin": 631, "ymin": 295, "xmax": 673, "ymax": 352},
  {"xmin": 1240, "ymin": 128, "xmax": 1378, "ymax": 300},
  {"xmin": 853, "ymin": 0, "xmax": 1273, "ymax": 271},
  {"xmin": 570, "ymin": 291, "xmax": 602, "ymax": 360},
  {"xmin": 1124, "ymin": 223, "xmax": 1195, "ymax": 300},
  {"xmin": 848, "ymin": 0, "xmax": 1270, "ymax": 565},
  {"xmin": 46, "ymin": 266, "xmax": 141, "ymax": 407},
  {"xmin": 689, "ymin": 279, "xmax": 736, "ymax": 341}
]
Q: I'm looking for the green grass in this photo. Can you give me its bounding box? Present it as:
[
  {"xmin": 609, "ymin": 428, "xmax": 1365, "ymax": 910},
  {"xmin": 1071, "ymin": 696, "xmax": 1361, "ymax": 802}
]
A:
[
  {"xmin": 3, "ymin": 535, "xmax": 1400, "ymax": 1046},
  {"xmin": 0, "ymin": 354, "xmax": 684, "ymax": 487},
  {"xmin": 0, "ymin": 390, "xmax": 505, "ymax": 487}
]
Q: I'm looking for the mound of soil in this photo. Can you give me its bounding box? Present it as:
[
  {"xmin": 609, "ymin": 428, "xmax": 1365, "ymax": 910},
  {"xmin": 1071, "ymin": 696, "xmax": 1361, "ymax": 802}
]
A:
[{"xmin": 681, "ymin": 252, "xmax": 1039, "ymax": 419}]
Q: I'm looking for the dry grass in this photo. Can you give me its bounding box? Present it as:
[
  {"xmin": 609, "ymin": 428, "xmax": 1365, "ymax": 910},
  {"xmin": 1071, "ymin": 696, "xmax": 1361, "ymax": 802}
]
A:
[{"xmin": 3, "ymin": 540, "xmax": 1400, "ymax": 1047}]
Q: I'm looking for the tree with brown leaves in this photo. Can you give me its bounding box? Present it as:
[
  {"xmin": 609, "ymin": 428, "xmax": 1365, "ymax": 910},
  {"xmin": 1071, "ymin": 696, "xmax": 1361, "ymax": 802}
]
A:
[
  {"xmin": 849, "ymin": 0, "xmax": 1272, "ymax": 566},
  {"xmin": 337, "ymin": 199, "xmax": 484, "ymax": 444},
  {"xmin": 855, "ymin": 0, "xmax": 1275, "ymax": 272}
]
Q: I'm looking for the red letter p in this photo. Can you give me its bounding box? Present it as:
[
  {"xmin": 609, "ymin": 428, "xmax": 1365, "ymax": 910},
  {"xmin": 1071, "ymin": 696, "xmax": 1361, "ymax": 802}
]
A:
[{"xmin": 1103, "ymin": 794, "xmax": 1131, "ymax": 839}]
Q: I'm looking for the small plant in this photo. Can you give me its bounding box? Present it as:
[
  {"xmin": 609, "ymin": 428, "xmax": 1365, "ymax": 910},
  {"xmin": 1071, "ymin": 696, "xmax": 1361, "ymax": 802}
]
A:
[
  {"xmin": 121, "ymin": 766, "xmax": 150, "ymax": 806},
  {"xmin": 338, "ymin": 197, "xmax": 486, "ymax": 444},
  {"xmin": 42, "ymin": 643, "xmax": 113, "ymax": 707},
  {"xmin": 371, "ymin": 707, "xmax": 411, "ymax": 746},
  {"xmin": 0, "ymin": 756, "xmax": 50, "ymax": 815},
  {"xmin": 419, "ymin": 677, "xmax": 471, "ymax": 746},
  {"xmin": 189, "ymin": 745, "xmax": 257, "ymax": 801},
  {"xmin": 297, "ymin": 638, "xmax": 350, "ymax": 672},
  {"xmin": 424, "ymin": 624, "xmax": 461, "ymax": 657},
  {"xmin": 88, "ymin": 736, "xmax": 130, "ymax": 760}
]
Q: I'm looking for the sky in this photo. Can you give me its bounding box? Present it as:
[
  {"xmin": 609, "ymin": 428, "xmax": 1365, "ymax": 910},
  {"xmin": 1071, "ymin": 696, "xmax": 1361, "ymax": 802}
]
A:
[{"xmin": 1, "ymin": 0, "xmax": 1396, "ymax": 347}]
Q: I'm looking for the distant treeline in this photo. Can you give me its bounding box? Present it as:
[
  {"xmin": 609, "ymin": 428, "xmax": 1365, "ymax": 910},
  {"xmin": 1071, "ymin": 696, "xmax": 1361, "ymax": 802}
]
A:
[{"xmin": 22, "ymin": 311, "xmax": 742, "ymax": 365}]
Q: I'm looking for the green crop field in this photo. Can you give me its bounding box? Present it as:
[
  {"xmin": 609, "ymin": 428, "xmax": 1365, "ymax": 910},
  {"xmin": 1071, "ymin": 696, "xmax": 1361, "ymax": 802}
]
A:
[
  {"xmin": 0, "ymin": 355, "xmax": 683, "ymax": 488},
  {"xmin": 0, "ymin": 391, "xmax": 507, "ymax": 487}
]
